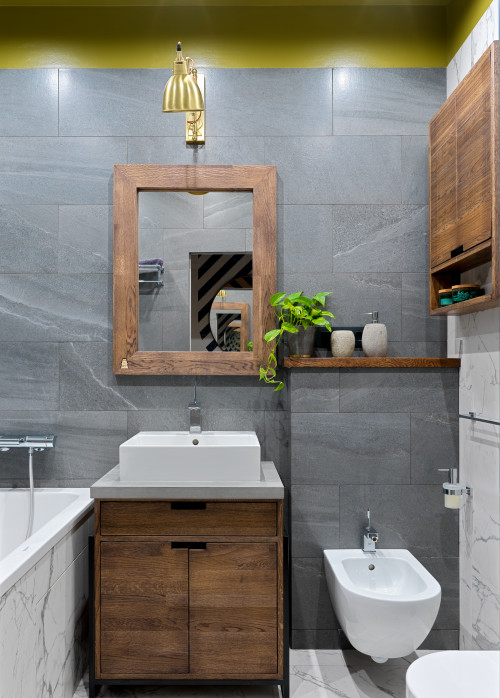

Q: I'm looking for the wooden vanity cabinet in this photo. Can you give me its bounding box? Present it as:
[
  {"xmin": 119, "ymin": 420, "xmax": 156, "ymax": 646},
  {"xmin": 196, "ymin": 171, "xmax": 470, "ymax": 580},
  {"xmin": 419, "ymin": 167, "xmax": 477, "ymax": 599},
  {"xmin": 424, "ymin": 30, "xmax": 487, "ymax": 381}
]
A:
[{"xmin": 94, "ymin": 500, "xmax": 284, "ymax": 682}]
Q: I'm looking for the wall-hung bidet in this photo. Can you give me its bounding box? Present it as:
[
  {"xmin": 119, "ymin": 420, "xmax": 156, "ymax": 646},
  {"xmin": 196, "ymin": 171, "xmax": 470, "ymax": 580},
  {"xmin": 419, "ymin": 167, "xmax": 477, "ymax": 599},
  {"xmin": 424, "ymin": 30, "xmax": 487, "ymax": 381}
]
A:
[{"xmin": 324, "ymin": 516, "xmax": 441, "ymax": 663}]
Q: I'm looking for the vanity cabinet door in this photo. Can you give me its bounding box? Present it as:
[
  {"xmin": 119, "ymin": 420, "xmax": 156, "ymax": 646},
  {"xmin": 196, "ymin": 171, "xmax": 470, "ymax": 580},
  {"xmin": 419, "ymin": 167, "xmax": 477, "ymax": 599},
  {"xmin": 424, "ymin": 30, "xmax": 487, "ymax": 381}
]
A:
[
  {"xmin": 189, "ymin": 543, "xmax": 278, "ymax": 676},
  {"xmin": 99, "ymin": 541, "xmax": 189, "ymax": 676}
]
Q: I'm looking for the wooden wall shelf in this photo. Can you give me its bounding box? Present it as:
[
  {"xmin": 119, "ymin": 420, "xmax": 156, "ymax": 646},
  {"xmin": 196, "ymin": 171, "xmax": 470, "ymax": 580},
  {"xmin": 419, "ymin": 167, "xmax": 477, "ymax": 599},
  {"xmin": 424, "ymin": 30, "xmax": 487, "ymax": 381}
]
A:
[{"xmin": 284, "ymin": 357, "xmax": 461, "ymax": 368}]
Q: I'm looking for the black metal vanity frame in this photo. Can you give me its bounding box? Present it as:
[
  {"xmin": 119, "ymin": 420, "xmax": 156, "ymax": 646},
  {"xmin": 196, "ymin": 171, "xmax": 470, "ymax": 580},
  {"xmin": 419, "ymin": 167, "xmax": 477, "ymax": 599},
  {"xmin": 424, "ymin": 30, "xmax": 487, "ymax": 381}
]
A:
[{"xmin": 87, "ymin": 535, "xmax": 290, "ymax": 698}]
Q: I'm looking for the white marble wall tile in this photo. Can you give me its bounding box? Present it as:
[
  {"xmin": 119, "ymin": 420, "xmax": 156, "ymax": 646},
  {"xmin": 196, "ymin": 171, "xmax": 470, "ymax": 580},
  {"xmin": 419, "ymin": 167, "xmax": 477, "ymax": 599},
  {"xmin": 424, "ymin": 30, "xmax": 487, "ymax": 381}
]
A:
[
  {"xmin": 447, "ymin": 35, "xmax": 472, "ymax": 97},
  {"xmin": 0, "ymin": 516, "xmax": 90, "ymax": 697},
  {"xmin": 472, "ymin": 0, "xmax": 500, "ymax": 64},
  {"xmin": 447, "ymin": 1, "xmax": 499, "ymax": 98},
  {"xmin": 35, "ymin": 549, "xmax": 88, "ymax": 698},
  {"xmin": 447, "ymin": 0, "xmax": 500, "ymax": 653},
  {"xmin": 0, "ymin": 565, "xmax": 37, "ymax": 698}
]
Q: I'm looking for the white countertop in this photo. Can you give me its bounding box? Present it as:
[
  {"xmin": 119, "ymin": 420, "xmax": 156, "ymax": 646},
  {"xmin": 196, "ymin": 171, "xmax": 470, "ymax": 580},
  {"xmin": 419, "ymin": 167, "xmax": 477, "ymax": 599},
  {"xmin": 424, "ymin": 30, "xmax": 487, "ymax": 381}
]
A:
[{"xmin": 90, "ymin": 461, "xmax": 284, "ymax": 500}]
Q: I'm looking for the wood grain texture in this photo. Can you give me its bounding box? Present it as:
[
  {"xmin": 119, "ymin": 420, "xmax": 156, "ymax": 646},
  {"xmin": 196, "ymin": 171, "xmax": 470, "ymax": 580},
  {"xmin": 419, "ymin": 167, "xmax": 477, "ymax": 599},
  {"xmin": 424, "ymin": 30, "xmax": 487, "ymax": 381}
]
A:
[
  {"xmin": 99, "ymin": 541, "xmax": 189, "ymax": 677},
  {"xmin": 113, "ymin": 165, "xmax": 276, "ymax": 375},
  {"xmin": 189, "ymin": 543, "xmax": 278, "ymax": 675},
  {"xmin": 283, "ymin": 357, "xmax": 461, "ymax": 368},
  {"xmin": 95, "ymin": 498, "xmax": 283, "ymax": 681},
  {"xmin": 100, "ymin": 501, "xmax": 277, "ymax": 537},
  {"xmin": 456, "ymin": 45, "xmax": 493, "ymax": 252},
  {"xmin": 429, "ymin": 95, "xmax": 457, "ymax": 267},
  {"xmin": 429, "ymin": 42, "xmax": 499, "ymax": 315}
]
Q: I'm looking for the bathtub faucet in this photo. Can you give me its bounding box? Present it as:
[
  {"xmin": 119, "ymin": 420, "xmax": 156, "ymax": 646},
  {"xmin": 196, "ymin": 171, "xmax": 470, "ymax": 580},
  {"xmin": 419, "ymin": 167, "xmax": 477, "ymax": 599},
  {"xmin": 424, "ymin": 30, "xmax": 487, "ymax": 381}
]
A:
[
  {"xmin": 188, "ymin": 384, "xmax": 201, "ymax": 434},
  {"xmin": 362, "ymin": 509, "xmax": 379, "ymax": 553}
]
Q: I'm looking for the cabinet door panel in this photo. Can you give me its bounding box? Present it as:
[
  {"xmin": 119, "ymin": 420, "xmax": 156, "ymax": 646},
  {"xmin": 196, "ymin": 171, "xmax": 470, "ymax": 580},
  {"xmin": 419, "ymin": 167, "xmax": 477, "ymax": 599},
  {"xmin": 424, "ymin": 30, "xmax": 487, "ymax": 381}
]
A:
[
  {"xmin": 456, "ymin": 47, "xmax": 493, "ymax": 252},
  {"xmin": 99, "ymin": 542, "xmax": 188, "ymax": 676},
  {"xmin": 189, "ymin": 543, "xmax": 278, "ymax": 675},
  {"xmin": 430, "ymin": 96, "xmax": 457, "ymax": 267}
]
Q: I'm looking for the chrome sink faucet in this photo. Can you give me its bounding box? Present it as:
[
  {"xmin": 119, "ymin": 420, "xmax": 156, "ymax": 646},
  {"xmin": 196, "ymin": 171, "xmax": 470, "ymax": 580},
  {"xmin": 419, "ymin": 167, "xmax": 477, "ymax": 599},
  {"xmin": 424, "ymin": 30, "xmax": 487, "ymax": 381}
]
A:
[
  {"xmin": 188, "ymin": 383, "xmax": 201, "ymax": 434},
  {"xmin": 362, "ymin": 509, "xmax": 379, "ymax": 553}
]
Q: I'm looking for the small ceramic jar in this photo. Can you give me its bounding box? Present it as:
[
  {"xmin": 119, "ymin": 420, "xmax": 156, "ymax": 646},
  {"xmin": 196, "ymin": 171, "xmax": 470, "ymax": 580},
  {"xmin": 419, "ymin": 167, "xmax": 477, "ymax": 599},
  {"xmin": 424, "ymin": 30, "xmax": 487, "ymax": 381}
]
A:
[
  {"xmin": 438, "ymin": 288, "xmax": 453, "ymax": 307},
  {"xmin": 331, "ymin": 330, "xmax": 355, "ymax": 358},
  {"xmin": 451, "ymin": 284, "xmax": 481, "ymax": 303}
]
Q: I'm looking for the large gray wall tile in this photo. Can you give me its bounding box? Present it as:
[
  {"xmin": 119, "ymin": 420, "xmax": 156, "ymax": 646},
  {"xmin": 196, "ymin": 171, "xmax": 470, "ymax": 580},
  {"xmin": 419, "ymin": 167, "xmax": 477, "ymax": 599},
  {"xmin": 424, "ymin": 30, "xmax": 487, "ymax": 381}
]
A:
[
  {"xmin": 333, "ymin": 68, "xmax": 445, "ymax": 135},
  {"xmin": 59, "ymin": 205, "xmax": 112, "ymax": 273},
  {"xmin": 207, "ymin": 69, "xmax": 332, "ymax": 137},
  {"xmin": 278, "ymin": 272, "xmax": 402, "ymax": 342},
  {"xmin": 421, "ymin": 557, "xmax": 460, "ymax": 629},
  {"xmin": 0, "ymin": 274, "xmax": 110, "ymax": 342},
  {"xmin": 60, "ymin": 342, "xmax": 195, "ymax": 411},
  {"xmin": 264, "ymin": 409, "xmax": 290, "ymax": 485},
  {"xmin": 278, "ymin": 205, "xmax": 333, "ymax": 274},
  {"xmin": 292, "ymin": 412, "xmax": 410, "ymax": 485},
  {"xmin": 0, "ymin": 138, "xmax": 126, "ymax": 205},
  {"xmin": 339, "ymin": 368, "xmax": 459, "ymax": 413},
  {"xmin": 289, "ymin": 369, "xmax": 339, "ymax": 413},
  {"xmin": 387, "ymin": 341, "xmax": 447, "ymax": 358},
  {"xmin": 331, "ymin": 205, "xmax": 427, "ymax": 273},
  {"xmin": 203, "ymin": 192, "xmax": 253, "ymax": 229},
  {"xmin": 402, "ymin": 136, "xmax": 429, "ymax": 205},
  {"xmin": 265, "ymin": 136, "xmax": 402, "ymax": 204},
  {"xmin": 59, "ymin": 69, "xmax": 185, "ymax": 137},
  {"xmin": 127, "ymin": 137, "xmax": 266, "ymax": 166},
  {"xmin": 0, "ymin": 70, "xmax": 58, "ymax": 136},
  {"xmin": 0, "ymin": 410, "xmax": 127, "ymax": 485},
  {"xmin": 411, "ymin": 413, "xmax": 459, "ymax": 484},
  {"xmin": 418, "ymin": 630, "xmax": 459, "ymax": 650},
  {"xmin": 292, "ymin": 558, "xmax": 336, "ymax": 630},
  {"xmin": 291, "ymin": 485, "xmax": 339, "ymax": 557},
  {"xmin": 0, "ymin": 344, "xmax": 59, "ymax": 410},
  {"xmin": 339, "ymin": 484, "xmax": 459, "ymax": 557},
  {"xmin": 402, "ymin": 273, "xmax": 447, "ymax": 342},
  {"xmin": 161, "ymin": 228, "xmax": 248, "ymax": 271},
  {"xmin": 0, "ymin": 205, "xmax": 58, "ymax": 273},
  {"xmin": 139, "ymin": 191, "xmax": 203, "ymax": 229}
]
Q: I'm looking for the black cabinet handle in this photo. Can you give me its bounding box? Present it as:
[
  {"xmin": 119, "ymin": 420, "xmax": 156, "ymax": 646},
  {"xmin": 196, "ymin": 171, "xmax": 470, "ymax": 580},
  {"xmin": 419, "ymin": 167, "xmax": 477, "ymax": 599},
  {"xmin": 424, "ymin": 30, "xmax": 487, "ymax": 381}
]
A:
[
  {"xmin": 171, "ymin": 502, "xmax": 206, "ymax": 510},
  {"xmin": 171, "ymin": 542, "xmax": 207, "ymax": 549}
]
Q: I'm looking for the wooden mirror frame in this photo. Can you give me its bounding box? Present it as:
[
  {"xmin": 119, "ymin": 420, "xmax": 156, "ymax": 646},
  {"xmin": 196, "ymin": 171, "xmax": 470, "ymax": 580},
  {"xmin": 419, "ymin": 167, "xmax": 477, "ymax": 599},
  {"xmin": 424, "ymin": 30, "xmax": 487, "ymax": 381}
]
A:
[{"xmin": 113, "ymin": 164, "xmax": 276, "ymax": 375}]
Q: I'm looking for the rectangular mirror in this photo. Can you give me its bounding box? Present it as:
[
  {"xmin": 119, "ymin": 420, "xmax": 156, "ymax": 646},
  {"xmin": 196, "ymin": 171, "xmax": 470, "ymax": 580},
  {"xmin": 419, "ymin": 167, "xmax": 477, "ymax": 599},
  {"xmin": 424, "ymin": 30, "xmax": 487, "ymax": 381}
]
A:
[{"xmin": 113, "ymin": 165, "xmax": 276, "ymax": 375}]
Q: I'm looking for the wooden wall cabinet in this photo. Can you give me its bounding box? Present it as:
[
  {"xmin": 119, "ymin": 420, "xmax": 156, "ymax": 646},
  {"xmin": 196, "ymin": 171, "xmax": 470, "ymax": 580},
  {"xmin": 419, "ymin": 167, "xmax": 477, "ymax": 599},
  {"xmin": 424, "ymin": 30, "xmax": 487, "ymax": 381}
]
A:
[
  {"xmin": 93, "ymin": 500, "xmax": 284, "ymax": 688},
  {"xmin": 429, "ymin": 42, "xmax": 499, "ymax": 315}
]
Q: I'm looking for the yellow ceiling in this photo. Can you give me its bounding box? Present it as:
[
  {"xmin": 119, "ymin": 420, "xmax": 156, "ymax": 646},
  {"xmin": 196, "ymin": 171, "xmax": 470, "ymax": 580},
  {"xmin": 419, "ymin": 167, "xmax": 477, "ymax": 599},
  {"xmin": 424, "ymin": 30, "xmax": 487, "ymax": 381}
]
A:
[
  {"xmin": 0, "ymin": 0, "xmax": 490, "ymax": 68},
  {"xmin": 0, "ymin": 0, "xmax": 453, "ymax": 4}
]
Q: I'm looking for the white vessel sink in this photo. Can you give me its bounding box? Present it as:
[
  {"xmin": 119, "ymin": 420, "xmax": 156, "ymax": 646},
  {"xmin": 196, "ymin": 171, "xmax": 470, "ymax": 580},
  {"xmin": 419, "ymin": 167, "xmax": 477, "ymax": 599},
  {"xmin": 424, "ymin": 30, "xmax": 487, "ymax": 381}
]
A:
[{"xmin": 119, "ymin": 431, "xmax": 261, "ymax": 483}]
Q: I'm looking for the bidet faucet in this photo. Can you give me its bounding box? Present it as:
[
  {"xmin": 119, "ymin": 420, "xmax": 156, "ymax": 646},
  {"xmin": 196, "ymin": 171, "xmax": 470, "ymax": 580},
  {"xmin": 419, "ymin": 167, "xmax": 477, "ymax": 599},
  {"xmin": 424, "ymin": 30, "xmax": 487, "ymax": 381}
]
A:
[
  {"xmin": 188, "ymin": 383, "xmax": 201, "ymax": 434},
  {"xmin": 362, "ymin": 509, "xmax": 379, "ymax": 553}
]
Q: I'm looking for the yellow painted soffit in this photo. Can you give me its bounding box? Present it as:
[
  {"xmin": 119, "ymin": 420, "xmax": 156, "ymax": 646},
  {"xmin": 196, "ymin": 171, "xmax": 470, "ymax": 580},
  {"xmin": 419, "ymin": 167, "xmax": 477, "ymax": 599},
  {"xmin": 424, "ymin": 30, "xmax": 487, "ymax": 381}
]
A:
[
  {"xmin": 0, "ymin": 0, "xmax": 451, "ymax": 5},
  {"xmin": 447, "ymin": 0, "xmax": 495, "ymax": 60},
  {"xmin": 0, "ymin": 5, "xmax": 448, "ymax": 68}
]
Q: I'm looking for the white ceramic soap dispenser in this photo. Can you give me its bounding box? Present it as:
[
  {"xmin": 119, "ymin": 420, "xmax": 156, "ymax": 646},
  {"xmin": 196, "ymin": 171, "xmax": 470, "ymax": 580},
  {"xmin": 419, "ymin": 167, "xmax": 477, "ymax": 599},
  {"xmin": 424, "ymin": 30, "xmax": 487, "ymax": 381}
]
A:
[{"xmin": 362, "ymin": 311, "xmax": 388, "ymax": 357}]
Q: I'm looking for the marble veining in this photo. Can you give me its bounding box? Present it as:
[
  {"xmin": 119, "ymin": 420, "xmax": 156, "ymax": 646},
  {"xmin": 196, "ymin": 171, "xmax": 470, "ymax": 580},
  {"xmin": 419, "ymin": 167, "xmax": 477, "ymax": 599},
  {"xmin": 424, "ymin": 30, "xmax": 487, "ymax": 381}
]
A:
[
  {"xmin": 447, "ymin": 2, "xmax": 500, "ymax": 652},
  {"xmin": 0, "ymin": 517, "xmax": 91, "ymax": 698}
]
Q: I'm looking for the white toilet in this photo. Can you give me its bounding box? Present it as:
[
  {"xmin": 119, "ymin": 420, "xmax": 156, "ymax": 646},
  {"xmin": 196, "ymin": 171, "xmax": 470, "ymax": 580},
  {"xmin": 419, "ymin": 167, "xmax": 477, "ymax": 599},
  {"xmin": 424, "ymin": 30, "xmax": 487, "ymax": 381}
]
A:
[
  {"xmin": 406, "ymin": 650, "xmax": 500, "ymax": 698},
  {"xmin": 324, "ymin": 549, "xmax": 441, "ymax": 662}
]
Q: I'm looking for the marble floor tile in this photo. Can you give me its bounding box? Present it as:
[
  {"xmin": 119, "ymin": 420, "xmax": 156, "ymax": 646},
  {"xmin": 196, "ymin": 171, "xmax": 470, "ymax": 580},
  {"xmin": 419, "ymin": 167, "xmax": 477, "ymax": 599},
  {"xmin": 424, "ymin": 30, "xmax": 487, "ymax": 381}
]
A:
[{"xmin": 73, "ymin": 650, "xmax": 426, "ymax": 698}]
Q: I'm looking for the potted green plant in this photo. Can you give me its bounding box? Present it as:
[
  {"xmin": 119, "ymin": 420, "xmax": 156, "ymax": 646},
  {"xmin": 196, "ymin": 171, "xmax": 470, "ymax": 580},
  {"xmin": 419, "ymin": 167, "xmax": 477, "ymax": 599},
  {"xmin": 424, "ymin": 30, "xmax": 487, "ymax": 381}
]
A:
[{"xmin": 259, "ymin": 291, "xmax": 334, "ymax": 391}]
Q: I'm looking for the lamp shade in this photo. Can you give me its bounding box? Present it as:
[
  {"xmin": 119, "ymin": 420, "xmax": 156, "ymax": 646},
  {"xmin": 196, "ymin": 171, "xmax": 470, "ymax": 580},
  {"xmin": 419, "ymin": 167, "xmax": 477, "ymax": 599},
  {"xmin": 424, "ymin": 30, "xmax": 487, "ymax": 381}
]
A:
[{"xmin": 162, "ymin": 74, "xmax": 204, "ymax": 112}]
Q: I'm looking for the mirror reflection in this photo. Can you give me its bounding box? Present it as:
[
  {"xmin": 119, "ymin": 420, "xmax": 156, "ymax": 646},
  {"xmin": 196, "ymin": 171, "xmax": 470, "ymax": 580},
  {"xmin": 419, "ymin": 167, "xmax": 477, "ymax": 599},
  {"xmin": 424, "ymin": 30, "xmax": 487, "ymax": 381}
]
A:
[{"xmin": 138, "ymin": 191, "xmax": 253, "ymax": 352}]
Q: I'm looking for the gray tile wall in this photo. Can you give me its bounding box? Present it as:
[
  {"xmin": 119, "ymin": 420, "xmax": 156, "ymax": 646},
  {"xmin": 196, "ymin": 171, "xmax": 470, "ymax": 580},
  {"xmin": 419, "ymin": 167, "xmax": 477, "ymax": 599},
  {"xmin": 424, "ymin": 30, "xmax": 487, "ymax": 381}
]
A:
[{"xmin": 0, "ymin": 66, "xmax": 458, "ymax": 649}]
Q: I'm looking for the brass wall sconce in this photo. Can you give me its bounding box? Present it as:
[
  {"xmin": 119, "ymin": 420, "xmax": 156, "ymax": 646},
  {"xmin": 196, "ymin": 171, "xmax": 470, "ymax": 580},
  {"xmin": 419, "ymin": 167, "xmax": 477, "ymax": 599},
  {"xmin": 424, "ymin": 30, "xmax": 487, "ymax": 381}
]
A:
[{"xmin": 162, "ymin": 42, "xmax": 205, "ymax": 144}]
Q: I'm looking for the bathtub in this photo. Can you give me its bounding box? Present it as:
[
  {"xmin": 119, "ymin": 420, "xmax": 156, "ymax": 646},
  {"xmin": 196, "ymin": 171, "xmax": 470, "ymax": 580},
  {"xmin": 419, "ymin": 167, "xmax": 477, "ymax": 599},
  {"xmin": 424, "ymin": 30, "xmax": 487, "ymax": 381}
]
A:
[
  {"xmin": 406, "ymin": 650, "xmax": 500, "ymax": 698},
  {"xmin": 0, "ymin": 488, "xmax": 93, "ymax": 698}
]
